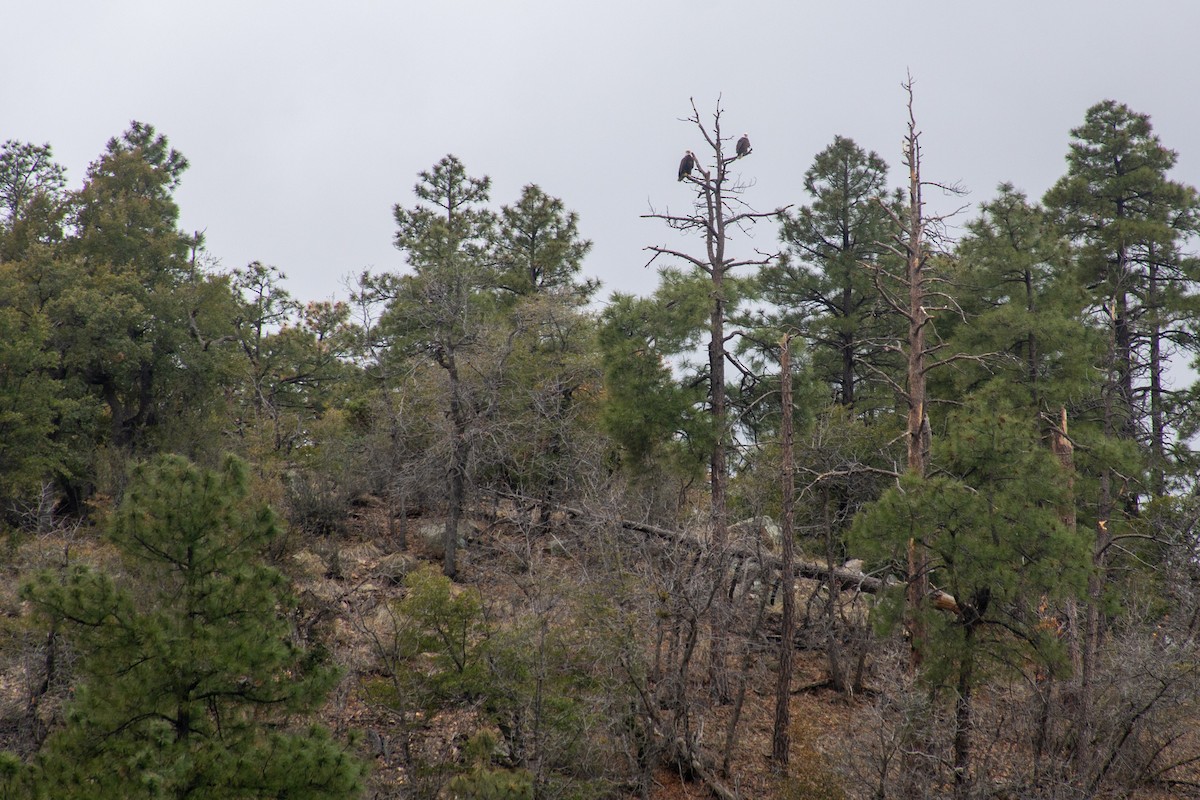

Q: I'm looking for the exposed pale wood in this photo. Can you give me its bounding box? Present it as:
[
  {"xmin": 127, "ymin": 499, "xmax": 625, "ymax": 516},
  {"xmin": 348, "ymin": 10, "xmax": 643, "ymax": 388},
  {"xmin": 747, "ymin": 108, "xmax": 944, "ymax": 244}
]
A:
[{"xmin": 487, "ymin": 490, "xmax": 884, "ymax": 594}]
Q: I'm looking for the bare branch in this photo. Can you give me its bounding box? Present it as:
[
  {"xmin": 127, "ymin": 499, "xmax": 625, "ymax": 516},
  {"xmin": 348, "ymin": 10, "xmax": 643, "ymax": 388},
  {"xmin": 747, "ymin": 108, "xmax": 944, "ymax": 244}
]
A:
[{"xmin": 642, "ymin": 245, "xmax": 709, "ymax": 272}]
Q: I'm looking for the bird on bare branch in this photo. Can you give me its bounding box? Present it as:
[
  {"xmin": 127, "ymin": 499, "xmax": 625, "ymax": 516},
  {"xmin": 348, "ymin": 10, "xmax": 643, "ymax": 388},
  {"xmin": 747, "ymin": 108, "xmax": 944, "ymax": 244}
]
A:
[{"xmin": 678, "ymin": 150, "xmax": 696, "ymax": 181}]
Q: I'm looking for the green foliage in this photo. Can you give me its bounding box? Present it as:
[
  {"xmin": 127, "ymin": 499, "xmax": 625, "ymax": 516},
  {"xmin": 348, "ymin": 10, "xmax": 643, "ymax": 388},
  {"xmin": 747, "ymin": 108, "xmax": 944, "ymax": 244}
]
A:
[
  {"xmin": 598, "ymin": 273, "xmax": 714, "ymax": 475},
  {"xmin": 448, "ymin": 733, "xmax": 534, "ymax": 800},
  {"xmin": 20, "ymin": 454, "xmax": 365, "ymax": 798},
  {"xmin": 395, "ymin": 564, "xmax": 489, "ymax": 701},
  {"xmin": 281, "ymin": 412, "xmax": 368, "ymax": 538},
  {"xmin": 230, "ymin": 261, "xmax": 361, "ymax": 460},
  {"xmin": 1045, "ymin": 101, "xmax": 1193, "ymax": 290},
  {"xmin": 494, "ymin": 184, "xmax": 596, "ymax": 300},
  {"xmin": 0, "ymin": 751, "xmax": 32, "ymax": 798},
  {"xmin": 0, "ymin": 139, "xmax": 67, "ymax": 261},
  {"xmin": 481, "ymin": 290, "xmax": 605, "ymax": 502},
  {"xmin": 0, "ymin": 264, "xmax": 66, "ymax": 515},
  {"xmin": 734, "ymin": 401, "xmax": 899, "ymax": 549},
  {"xmin": 446, "ymin": 767, "xmax": 535, "ymax": 800},
  {"xmin": 1044, "ymin": 100, "xmax": 1200, "ymax": 491},
  {"xmin": 362, "ymin": 155, "xmax": 507, "ymax": 576},
  {"xmin": 378, "ymin": 154, "xmax": 499, "ymax": 364},
  {"xmin": 947, "ymin": 184, "xmax": 1100, "ymax": 413},
  {"xmin": 368, "ymin": 566, "xmax": 629, "ymax": 798},
  {"xmin": 3, "ymin": 122, "xmax": 245, "ymax": 482},
  {"xmin": 852, "ymin": 397, "xmax": 1090, "ymax": 682},
  {"xmin": 481, "ymin": 602, "xmax": 622, "ymax": 793},
  {"xmin": 754, "ymin": 135, "xmax": 903, "ymax": 412}
]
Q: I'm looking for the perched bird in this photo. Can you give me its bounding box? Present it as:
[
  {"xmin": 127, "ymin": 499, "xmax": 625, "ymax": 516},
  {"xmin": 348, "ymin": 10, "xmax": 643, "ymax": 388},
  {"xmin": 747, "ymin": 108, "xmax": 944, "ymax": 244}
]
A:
[
  {"xmin": 736, "ymin": 133, "xmax": 751, "ymax": 157},
  {"xmin": 677, "ymin": 150, "xmax": 695, "ymax": 182}
]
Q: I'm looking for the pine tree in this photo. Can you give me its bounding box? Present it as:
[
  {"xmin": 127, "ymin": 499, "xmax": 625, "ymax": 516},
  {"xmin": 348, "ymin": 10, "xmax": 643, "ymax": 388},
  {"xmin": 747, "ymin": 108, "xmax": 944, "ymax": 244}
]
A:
[
  {"xmin": 1044, "ymin": 100, "xmax": 1200, "ymax": 497},
  {"xmin": 485, "ymin": 185, "xmax": 600, "ymax": 513},
  {"xmin": 946, "ymin": 184, "xmax": 1102, "ymax": 426},
  {"xmin": 852, "ymin": 394, "xmax": 1089, "ymax": 798},
  {"xmin": 20, "ymin": 455, "xmax": 365, "ymax": 799},
  {"xmin": 0, "ymin": 139, "xmax": 67, "ymax": 262},
  {"xmin": 762, "ymin": 135, "xmax": 901, "ymax": 411},
  {"xmin": 367, "ymin": 155, "xmax": 499, "ymax": 578},
  {"xmin": 52, "ymin": 122, "xmax": 237, "ymax": 460},
  {"xmin": 493, "ymin": 184, "xmax": 596, "ymax": 300},
  {"xmin": 0, "ymin": 141, "xmax": 74, "ymax": 518},
  {"xmin": 598, "ymin": 280, "xmax": 711, "ymax": 481}
]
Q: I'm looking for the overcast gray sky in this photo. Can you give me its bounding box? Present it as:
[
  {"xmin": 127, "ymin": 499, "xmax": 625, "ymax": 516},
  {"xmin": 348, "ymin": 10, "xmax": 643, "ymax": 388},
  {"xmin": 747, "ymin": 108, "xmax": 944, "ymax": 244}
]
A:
[{"xmin": 5, "ymin": 1, "xmax": 1200, "ymax": 305}]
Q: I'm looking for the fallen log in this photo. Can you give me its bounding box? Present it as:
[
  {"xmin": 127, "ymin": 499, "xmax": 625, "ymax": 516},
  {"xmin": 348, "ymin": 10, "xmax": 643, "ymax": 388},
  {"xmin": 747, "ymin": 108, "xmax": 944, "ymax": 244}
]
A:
[{"xmin": 486, "ymin": 490, "xmax": 884, "ymax": 594}]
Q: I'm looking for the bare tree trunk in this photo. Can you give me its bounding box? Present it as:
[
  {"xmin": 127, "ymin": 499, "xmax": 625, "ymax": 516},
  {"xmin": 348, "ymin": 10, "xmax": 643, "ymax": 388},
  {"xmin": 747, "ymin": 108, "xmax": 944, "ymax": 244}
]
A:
[
  {"xmin": 1147, "ymin": 253, "xmax": 1166, "ymax": 497},
  {"xmin": 710, "ymin": 266, "xmax": 728, "ymax": 553},
  {"xmin": 445, "ymin": 349, "xmax": 467, "ymax": 579},
  {"xmin": 708, "ymin": 253, "xmax": 732, "ymax": 702},
  {"xmin": 643, "ymin": 98, "xmax": 787, "ymax": 703},
  {"xmin": 840, "ymin": 272, "xmax": 856, "ymax": 407},
  {"xmin": 1050, "ymin": 408, "xmax": 1079, "ymax": 673},
  {"xmin": 887, "ymin": 76, "xmax": 943, "ymax": 800},
  {"xmin": 1038, "ymin": 406, "xmax": 1076, "ymax": 782},
  {"xmin": 901, "ymin": 91, "xmax": 932, "ymax": 668},
  {"xmin": 773, "ymin": 335, "xmax": 797, "ymax": 769},
  {"xmin": 953, "ymin": 624, "xmax": 977, "ymax": 800},
  {"xmin": 1077, "ymin": 333, "xmax": 1120, "ymax": 781}
]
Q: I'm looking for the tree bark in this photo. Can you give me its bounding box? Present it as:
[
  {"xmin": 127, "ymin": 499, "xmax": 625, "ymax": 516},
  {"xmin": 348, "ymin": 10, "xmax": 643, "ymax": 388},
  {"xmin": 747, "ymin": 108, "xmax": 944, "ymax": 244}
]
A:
[
  {"xmin": 772, "ymin": 335, "xmax": 797, "ymax": 769},
  {"xmin": 953, "ymin": 623, "xmax": 977, "ymax": 800},
  {"xmin": 900, "ymin": 82, "xmax": 931, "ymax": 668},
  {"xmin": 444, "ymin": 347, "xmax": 467, "ymax": 579},
  {"xmin": 1147, "ymin": 251, "xmax": 1166, "ymax": 496}
]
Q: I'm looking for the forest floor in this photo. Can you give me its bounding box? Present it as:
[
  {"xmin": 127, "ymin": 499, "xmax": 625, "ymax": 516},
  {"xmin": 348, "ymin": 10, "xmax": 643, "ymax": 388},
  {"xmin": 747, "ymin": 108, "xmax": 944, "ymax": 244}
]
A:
[
  {"xmin": 312, "ymin": 499, "xmax": 1200, "ymax": 800},
  {"xmin": 306, "ymin": 498, "xmax": 863, "ymax": 800},
  {"xmin": 5, "ymin": 497, "xmax": 1199, "ymax": 799}
]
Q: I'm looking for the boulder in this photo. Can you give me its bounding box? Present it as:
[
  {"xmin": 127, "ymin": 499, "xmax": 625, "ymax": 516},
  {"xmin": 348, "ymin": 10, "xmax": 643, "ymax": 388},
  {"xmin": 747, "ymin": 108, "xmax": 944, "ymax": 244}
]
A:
[{"xmin": 729, "ymin": 516, "xmax": 782, "ymax": 553}]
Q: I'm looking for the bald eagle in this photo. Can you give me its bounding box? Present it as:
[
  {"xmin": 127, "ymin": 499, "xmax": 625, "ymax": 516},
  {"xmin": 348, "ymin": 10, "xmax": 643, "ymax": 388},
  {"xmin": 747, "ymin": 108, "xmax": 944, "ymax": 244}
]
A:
[
  {"xmin": 736, "ymin": 133, "xmax": 751, "ymax": 158},
  {"xmin": 678, "ymin": 150, "xmax": 695, "ymax": 182}
]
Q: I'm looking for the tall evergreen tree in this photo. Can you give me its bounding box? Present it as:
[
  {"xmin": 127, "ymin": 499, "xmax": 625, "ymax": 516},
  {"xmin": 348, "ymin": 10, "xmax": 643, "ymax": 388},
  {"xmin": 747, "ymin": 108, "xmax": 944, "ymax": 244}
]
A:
[
  {"xmin": 761, "ymin": 135, "xmax": 901, "ymax": 411},
  {"xmin": 852, "ymin": 393, "xmax": 1089, "ymax": 798},
  {"xmin": 366, "ymin": 155, "xmax": 499, "ymax": 578},
  {"xmin": 0, "ymin": 263, "xmax": 65, "ymax": 519},
  {"xmin": 19, "ymin": 455, "xmax": 365, "ymax": 798},
  {"xmin": 1043, "ymin": 100, "xmax": 1200, "ymax": 782},
  {"xmin": 52, "ymin": 122, "xmax": 237, "ymax": 458},
  {"xmin": 948, "ymin": 184, "xmax": 1099, "ymax": 416},
  {"xmin": 1044, "ymin": 100, "xmax": 1200, "ymax": 497},
  {"xmin": 0, "ymin": 141, "xmax": 72, "ymax": 516},
  {"xmin": 486, "ymin": 185, "xmax": 600, "ymax": 510}
]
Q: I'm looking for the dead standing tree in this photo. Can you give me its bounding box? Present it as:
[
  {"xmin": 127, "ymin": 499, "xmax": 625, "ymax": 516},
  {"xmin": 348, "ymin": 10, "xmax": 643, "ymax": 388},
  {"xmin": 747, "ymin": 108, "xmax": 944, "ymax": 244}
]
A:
[
  {"xmin": 643, "ymin": 98, "xmax": 787, "ymax": 700},
  {"xmin": 773, "ymin": 333, "xmax": 798, "ymax": 770},
  {"xmin": 868, "ymin": 76, "xmax": 968, "ymax": 666}
]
